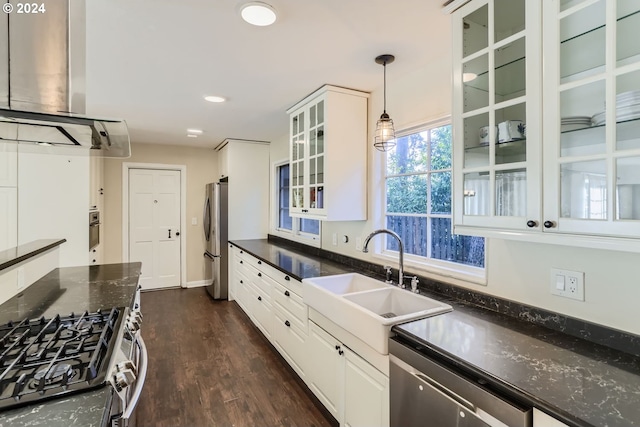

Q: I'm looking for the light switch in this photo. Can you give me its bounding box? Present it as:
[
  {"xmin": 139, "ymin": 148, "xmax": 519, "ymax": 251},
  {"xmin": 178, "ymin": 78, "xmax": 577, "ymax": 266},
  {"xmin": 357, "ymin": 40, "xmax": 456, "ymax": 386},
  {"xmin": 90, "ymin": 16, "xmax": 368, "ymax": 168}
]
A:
[
  {"xmin": 191, "ymin": 217, "xmax": 198, "ymax": 225},
  {"xmin": 555, "ymin": 274, "xmax": 565, "ymax": 291}
]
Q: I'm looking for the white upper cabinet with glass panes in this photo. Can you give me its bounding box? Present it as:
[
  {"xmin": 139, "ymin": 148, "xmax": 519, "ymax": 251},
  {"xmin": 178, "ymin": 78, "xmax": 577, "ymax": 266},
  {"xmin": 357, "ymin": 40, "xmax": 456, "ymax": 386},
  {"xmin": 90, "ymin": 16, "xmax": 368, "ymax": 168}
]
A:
[
  {"xmin": 286, "ymin": 85, "xmax": 369, "ymax": 221},
  {"xmin": 453, "ymin": 0, "xmax": 640, "ymax": 249},
  {"xmin": 452, "ymin": 0, "xmax": 543, "ymax": 233}
]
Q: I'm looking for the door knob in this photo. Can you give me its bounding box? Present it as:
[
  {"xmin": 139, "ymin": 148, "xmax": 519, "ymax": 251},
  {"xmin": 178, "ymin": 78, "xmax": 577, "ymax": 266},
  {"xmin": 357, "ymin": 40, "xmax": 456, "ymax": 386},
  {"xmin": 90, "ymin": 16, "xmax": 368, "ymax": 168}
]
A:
[{"xmin": 176, "ymin": 231, "xmax": 180, "ymax": 236}]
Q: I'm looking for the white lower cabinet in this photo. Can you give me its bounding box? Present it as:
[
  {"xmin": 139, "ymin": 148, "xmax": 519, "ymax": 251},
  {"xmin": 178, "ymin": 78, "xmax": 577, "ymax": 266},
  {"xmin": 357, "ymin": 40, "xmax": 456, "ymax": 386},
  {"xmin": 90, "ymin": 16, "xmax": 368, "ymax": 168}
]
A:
[
  {"xmin": 229, "ymin": 246, "xmax": 389, "ymax": 427},
  {"xmin": 343, "ymin": 348, "xmax": 389, "ymax": 427},
  {"xmin": 307, "ymin": 321, "xmax": 343, "ymax": 419},
  {"xmin": 533, "ymin": 408, "xmax": 570, "ymax": 427},
  {"xmin": 308, "ymin": 320, "xmax": 390, "ymax": 427}
]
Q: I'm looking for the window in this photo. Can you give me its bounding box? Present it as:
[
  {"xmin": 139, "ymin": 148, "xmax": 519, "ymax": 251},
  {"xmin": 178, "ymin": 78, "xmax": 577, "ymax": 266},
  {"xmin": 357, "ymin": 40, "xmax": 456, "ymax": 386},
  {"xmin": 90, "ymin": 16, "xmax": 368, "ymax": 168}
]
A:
[
  {"xmin": 275, "ymin": 163, "xmax": 320, "ymax": 241},
  {"xmin": 384, "ymin": 122, "xmax": 485, "ymax": 268}
]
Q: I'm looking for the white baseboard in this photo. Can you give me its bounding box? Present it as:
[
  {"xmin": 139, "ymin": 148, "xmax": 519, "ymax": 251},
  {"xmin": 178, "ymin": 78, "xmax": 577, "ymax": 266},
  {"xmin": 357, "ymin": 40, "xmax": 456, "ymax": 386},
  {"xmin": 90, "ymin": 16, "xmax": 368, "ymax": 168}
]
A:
[{"xmin": 185, "ymin": 280, "xmax": 208, "ymax": 288}]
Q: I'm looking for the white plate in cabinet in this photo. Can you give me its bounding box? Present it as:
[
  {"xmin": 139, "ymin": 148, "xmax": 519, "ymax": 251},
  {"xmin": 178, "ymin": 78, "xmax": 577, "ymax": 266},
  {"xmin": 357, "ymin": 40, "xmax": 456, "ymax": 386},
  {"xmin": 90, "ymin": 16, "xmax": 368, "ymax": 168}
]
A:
[{"xmin": 287, "ymin": 85, "xmax": 369, "ymax": 221}]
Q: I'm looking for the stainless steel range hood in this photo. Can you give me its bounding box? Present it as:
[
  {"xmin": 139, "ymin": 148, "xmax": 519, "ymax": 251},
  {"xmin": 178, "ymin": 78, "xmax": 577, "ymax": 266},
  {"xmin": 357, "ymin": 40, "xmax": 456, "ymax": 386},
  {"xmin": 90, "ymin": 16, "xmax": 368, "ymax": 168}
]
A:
[
  {"xmin": 0, "ymin": 108, "xmax": 131, "ymax": 157},
  {"xmin": 0, "ymin": 0, "xmax": 131, "ymax": 157}
]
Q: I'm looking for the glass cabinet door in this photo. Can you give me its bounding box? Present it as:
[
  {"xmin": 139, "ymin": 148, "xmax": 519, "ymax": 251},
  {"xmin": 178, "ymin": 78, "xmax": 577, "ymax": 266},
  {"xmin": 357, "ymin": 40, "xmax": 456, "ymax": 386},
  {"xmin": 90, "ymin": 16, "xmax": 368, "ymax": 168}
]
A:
[
  {"xmin": 543, "ymin": 0, "xmax": 640, "ymax": 236},
  {"xmin": 290, "ymin": 110, "xmax": 305, "ymax": 212},
  {"xmin": 454, "ymin": 0, "xmax": 541, "ymax": 230},
  {"xmin": 307, "ymin": 99, "xmax": 325, "ymax": 213}
]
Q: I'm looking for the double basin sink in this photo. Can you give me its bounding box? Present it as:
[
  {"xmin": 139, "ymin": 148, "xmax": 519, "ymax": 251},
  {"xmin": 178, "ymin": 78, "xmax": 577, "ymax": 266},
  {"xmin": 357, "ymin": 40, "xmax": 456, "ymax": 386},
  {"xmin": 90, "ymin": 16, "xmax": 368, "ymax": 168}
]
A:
[{"xmin": 302, "ymin": 273, "xmax": 452, "ymax": 354}]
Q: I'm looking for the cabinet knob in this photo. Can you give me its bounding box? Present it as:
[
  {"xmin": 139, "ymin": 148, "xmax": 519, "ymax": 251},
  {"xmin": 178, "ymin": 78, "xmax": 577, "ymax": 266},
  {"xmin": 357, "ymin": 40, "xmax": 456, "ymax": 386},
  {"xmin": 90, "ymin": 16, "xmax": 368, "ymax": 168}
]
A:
[
  {"xmin": 258, "ymin": 260, "xmax": 262, "ymax": 265},
  {"xmin": 240, "ymin": 260, "xmax": 243, "ymax": 264},
  {"xmin": 258, "ymin": 272, "xmax": 262, "ymax": 277},
  {"xmin": 285, "ymin": 320, "xmax": 291, "ymax": 327},
  {"xmin": 284, "ymin": 275, "xmax": 290, "ymax": 281},
  {"xmin": 543, "ymin": 221, "xmax": 556, "ymax": 229},
  {"xmin": 240, "ymin": 280, "xmax": 243, "ymax": 284},
  {"xmin": 284, "ymin": 290, "xmax": 290, "ymax": 297},
  {"xmin": 526, "ymin": 220, "xmax": 538, "ymax": 228},
  {"xmin": 258, "ymin": 296, "xmax": 262, "ymax": 301},
  {"xmin": 302, "ymin": 209, "xmax": 308, "ymax": 213}
]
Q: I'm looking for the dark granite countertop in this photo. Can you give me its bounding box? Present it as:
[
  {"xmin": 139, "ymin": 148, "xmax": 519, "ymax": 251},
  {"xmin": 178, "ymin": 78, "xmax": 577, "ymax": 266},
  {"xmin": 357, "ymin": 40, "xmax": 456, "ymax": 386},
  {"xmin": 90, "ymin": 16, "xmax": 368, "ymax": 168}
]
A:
[
  {"xmin": 0, "ymin": 239, "xmax": 66, "ymax": 272},
  {"xmin": 230, "ymin": 239, "xmax": 356, "ymax": 281},
  {"xmin": 232, "ymin": 238, "xmax": 640, "ymax": 427},
  {"xmin": 0, "ymin": 262, "xmax": 142, "ymax": 427}
]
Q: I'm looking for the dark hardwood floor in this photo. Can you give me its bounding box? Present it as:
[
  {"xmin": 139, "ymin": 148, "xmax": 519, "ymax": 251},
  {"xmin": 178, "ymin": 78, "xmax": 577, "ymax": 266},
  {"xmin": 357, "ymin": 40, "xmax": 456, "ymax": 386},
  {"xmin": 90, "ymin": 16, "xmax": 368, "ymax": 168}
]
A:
[{"xmin": 136, "ymin": 287, "xmax": 334, "ymax": 427}]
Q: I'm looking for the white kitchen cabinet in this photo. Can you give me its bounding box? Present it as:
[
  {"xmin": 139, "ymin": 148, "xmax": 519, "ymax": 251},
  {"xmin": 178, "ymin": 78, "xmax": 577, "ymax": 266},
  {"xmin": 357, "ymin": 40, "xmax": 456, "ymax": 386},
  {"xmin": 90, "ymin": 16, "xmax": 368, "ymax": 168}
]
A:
[
  {"xmin": 0, "ymin": 187, "xmax": 17, "ymax": 252},
  {"xmin": 453, "ymin": 0, "xmax": 640, "ymax": 248},
  {"xmin": 0, "ymin": 141, "xmax": 17, "ymax": 187},
  {"xmin": 307, "ymin": 320, "xmax": 390, "ymax": 427},
  {"xmin": 215, "ymin": 139, "xmax": 269, "ymax": 240},
  {"xmin": 307, "ymin": 320, "xmax": 343, "ymax": 420},
  {"xmin": 343, "ymin": 347, "xmax": 389, "ymax": 427},
  {"xmin": 452, "ymin": 0, "xmax": 542, "ymax": 232},
  {"xmin": 533, "ymin": 408, "xmax": 570, "ymax": 427},
  {"xmin": 89, "ymin": 155, "xmax": 104, "ymax": 211},
  {"xmin": 286, "ymin": 85, "xmax": 369, "ymax": 221}
]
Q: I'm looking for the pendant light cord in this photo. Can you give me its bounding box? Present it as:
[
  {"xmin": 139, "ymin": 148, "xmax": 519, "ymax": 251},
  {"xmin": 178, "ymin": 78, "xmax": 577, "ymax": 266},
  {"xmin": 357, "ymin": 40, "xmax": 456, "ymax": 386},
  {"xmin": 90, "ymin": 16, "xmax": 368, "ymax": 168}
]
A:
[{"xmin": 383, "ymin": 60, "xmax": 387, "ymax": 115}]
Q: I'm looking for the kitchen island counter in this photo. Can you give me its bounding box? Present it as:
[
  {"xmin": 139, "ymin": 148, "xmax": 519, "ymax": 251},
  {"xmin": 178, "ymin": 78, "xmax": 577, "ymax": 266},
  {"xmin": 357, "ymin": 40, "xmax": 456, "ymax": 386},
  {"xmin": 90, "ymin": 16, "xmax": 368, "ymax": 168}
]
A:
[{"xmin": 0, "ymin": 262, "xmax": 142, "ymax": 427}]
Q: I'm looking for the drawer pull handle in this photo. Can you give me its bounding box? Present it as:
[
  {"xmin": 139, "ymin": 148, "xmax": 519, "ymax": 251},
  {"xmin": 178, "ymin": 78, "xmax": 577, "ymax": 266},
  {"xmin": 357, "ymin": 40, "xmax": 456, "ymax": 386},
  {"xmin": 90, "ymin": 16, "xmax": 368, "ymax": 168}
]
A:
[
  {"xmin": 338, "ymin": 350, "xmax": 344, "ymax": 356},
  {"xmin": 240, "ymin": 280, "xmax": 243, "ymax": 284},
  {"xmin": 258, "ymin": 273, "xmax": 262, "ymax": 277},
  {"xmin": 335, "ymin": 345, "xmax": 340, "ymax": 350},
  {"xmin": 258, "ymin": 260, "xmax": 262, "ymax": 265},
  {"xmin": 284, "ymin": 290, "xmax": 290, "ymax": 297},
  {"xmin": 240, "ymin": 250, "xmax": 243, "ymax": 254},
  {"xmin": 240, "ymin": 260, "xmax": 243, "ymax": 264},
  {"xmin": 284, "ymin": 275, "xmax": 290, "ymax": 281},
  {"xmin": 285, "ymin": 320, "xmax": 291, "ymax": 327},
  {"xmin": 258, "ymin": 296, "xmax": 262, "ymax": 301}
]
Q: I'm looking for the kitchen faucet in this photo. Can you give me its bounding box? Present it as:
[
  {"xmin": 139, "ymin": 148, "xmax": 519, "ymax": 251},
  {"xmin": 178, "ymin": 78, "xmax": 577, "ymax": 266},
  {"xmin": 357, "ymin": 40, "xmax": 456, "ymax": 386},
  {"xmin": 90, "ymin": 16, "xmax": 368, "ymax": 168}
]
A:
[{"xmin": 363, "ymin": 229, "xmax": 418, "ymax": 291}]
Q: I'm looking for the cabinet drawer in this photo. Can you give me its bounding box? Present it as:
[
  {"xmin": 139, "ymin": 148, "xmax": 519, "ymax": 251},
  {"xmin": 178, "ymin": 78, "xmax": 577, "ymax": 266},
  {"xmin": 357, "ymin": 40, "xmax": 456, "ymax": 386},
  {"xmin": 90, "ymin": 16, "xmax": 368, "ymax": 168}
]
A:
[
  {"xmin": 272, "ymin": 280, "xmax": 307, "ymax": 330},
  {"xmin": 248, "ymin": 284, "xmax": 273, "ymax": 340},
  {"xmin": 273, "ymin": 306, "xmax": 307, "ymax": 378}
]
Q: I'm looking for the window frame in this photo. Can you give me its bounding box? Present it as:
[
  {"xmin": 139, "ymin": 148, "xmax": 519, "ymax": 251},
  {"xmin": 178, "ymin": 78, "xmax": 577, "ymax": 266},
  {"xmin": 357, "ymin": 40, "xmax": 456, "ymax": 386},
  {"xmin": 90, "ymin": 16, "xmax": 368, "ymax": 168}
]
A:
[
  {"xmin": 374, "ymin": 117, "xmax": 487, "ymax": 285},
  {"xmin": 271, "ymin": 158, "xmax": 321, "ymax": 247}
]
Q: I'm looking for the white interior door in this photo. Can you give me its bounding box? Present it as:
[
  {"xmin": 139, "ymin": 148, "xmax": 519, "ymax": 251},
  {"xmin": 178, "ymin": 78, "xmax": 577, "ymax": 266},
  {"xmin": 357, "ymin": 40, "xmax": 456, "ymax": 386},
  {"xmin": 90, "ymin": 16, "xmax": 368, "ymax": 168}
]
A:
[{"xmin": 129, "ymin": 168, "xmax": 181, "ymax": 290}]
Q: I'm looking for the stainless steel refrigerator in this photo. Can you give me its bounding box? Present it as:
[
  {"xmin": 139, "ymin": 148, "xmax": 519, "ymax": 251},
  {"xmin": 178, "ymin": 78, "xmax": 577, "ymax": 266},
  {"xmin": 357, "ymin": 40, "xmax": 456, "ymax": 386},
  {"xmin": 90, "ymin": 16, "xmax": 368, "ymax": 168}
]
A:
[{"xmin": 203, "ymin": 181, "xmax": 228, "ymax": 299}]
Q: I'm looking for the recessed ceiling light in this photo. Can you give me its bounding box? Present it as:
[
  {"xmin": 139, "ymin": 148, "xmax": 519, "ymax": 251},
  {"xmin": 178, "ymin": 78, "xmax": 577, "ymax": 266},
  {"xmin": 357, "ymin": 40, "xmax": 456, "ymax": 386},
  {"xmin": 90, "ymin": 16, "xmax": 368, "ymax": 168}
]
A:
[
  {"xmin": 187, "ymin": 129, "xmax": 203, "ymax": 134},
  {"xmin": 204, "ymin": 95, "xmax": 226, "ymax": 103},
  {"xmin": 240, "ymin": 2, "xmax": 277, "ymax": 26},
  {"xmin": 187, "ymin": 134, "xmax": 198, "ymax": 138}
]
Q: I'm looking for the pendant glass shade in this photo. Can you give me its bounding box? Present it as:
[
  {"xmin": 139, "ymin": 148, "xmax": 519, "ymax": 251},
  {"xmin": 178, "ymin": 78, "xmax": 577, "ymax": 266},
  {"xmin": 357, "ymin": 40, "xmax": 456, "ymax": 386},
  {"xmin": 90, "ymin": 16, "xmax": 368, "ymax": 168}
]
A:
[
  {"xmin": 374, "ymin": 112, "xmax": 396, "ymax": 151},
  {"xmin": 374, "ymin": 54, "xmax": 396, "ymax": 152}
]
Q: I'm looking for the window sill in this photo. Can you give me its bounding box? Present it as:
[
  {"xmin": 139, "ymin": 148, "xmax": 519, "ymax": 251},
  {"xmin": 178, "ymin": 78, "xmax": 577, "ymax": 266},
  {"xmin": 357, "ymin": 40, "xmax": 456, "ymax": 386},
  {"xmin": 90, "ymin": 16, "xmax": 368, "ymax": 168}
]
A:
[
  {"xmin": 371, "ymin": 251, "xmax": 487, "ymax": 287},
  {"xmin": 270, "ymin": 228, "xmax": 321, "ymax": 248}
]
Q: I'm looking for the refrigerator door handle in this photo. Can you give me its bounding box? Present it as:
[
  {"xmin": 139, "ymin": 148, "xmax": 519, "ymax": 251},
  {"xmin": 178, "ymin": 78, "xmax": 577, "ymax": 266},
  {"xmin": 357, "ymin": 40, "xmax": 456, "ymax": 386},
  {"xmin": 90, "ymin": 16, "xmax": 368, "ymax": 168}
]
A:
[
  {"xmin": 203, "ymin": 196, "xmax": 211, "ymax": 242},
  {"xmin": 204, "ymin": 251, "xmax": 220, "ymax": 260}
]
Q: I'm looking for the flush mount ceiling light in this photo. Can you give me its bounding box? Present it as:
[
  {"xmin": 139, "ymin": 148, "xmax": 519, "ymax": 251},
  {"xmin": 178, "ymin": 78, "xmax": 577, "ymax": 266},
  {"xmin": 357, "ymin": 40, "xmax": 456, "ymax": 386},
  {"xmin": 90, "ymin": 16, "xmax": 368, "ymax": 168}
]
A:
[
  {"xmin": 204, "ymin": 95, "xmax": 226, "ymax": 103},
  {"xmin": 240, "ymin": 2, "xmax": 277, "ymax": 26},
  {"xmin": 374, "ymin": 54, "xmax": 396, "ymax": 152}
]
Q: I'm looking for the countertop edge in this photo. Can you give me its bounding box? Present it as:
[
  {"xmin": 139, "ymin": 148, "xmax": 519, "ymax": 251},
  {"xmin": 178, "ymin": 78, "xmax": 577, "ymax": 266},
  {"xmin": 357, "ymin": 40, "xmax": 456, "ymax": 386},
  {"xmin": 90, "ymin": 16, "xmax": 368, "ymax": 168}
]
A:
[
  {"xmin": 0, "ymin": 239, "xmax": 67, "ymax": 273},
  {"xmin": 229, "ymin": 240, "xmax": 306, "ymax": 282}
]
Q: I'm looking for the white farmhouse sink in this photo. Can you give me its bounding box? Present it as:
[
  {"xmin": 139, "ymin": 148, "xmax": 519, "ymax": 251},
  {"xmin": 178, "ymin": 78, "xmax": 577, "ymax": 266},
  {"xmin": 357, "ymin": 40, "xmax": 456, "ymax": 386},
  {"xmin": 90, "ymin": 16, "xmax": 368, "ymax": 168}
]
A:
[{"xmin": 302, "ymin": 273, "xmax": 452, "ymax": 354}]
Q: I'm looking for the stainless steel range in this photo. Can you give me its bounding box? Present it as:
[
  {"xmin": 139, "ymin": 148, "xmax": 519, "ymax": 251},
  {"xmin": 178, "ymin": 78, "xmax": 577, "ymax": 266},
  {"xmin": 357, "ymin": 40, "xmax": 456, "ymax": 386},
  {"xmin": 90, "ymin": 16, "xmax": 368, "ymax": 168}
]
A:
[{"xmin": 0, "ymin": 307, "xmax": 146, "ymax": 425}]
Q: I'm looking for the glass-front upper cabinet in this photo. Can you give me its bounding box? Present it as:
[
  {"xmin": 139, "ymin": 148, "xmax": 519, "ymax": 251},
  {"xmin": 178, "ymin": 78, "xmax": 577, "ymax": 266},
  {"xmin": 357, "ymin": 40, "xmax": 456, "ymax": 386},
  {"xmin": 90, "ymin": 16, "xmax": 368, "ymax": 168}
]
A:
[
  {"xmin": 287, "ymin": 85, "xmax": 368, "ymax": 221},
  {"xmin": 453, "ymin": 0, "xmax": 542, "ymax": 231},
  {"xmin": 542, "ymin": 0, "xmax": 640, "ymax": 237}
]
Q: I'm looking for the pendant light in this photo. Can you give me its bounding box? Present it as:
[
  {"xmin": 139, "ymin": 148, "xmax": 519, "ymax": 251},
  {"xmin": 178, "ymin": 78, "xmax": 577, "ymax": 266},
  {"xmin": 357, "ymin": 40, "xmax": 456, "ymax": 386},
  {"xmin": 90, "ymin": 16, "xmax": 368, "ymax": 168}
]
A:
[{"xmin": 374, "ymin": 54, "xmax": 396, "ymax": 152}]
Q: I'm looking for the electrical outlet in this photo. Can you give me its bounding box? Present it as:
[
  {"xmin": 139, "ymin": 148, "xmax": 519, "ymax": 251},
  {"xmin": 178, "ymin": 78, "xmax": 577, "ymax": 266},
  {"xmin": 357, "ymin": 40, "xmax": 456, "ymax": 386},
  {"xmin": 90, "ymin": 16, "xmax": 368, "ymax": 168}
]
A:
[
  {"xmin": 355, "ymin": 237, "xmax": 362, "ymax": 251},
  {"xmin": 191, "ymin": 217, "xmax": 198, "ymax": 225},
  {"xmin": 550, "ymin": 268, "xmax": 585, "ymax": 301},
  {"xmin": 332, "ymin": 233, "xmax": 338, "ymax": 245}
]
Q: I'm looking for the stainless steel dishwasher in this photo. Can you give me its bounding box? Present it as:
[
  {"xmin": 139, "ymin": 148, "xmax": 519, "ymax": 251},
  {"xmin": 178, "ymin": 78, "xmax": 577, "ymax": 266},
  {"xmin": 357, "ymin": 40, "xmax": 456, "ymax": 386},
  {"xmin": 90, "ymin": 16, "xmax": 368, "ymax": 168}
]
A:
[{"xmin": 389, "ymin": 338, "xmax": 532, "ymax": 427}]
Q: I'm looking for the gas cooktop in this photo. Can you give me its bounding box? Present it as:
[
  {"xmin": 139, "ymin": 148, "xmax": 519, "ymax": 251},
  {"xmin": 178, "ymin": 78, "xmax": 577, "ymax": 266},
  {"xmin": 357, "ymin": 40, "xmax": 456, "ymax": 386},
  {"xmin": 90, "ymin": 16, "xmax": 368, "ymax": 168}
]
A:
[{"xmin": 0, "ymin": 309, "xmax": 125, "ymax": 410}]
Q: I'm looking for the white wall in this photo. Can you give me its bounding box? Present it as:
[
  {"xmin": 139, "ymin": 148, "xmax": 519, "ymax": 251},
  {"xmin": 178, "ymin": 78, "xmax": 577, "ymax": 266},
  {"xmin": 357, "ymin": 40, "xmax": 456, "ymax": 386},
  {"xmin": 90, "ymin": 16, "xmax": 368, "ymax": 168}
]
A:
[
  {"xmin": 18, "ymin": 145, "xmax": 90, "ymax": 267},
  {"xmin": 270, "ymin": 51, "xmax": 640, "ymax": 336}
]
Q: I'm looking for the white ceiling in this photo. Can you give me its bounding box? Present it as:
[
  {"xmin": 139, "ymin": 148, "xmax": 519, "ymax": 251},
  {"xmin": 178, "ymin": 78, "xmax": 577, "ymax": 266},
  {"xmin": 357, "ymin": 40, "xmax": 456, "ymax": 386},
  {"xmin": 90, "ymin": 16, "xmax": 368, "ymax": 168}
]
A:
[{"xmin": 85, "ymin": 0, "xmax": 451, "ymax": 149}]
